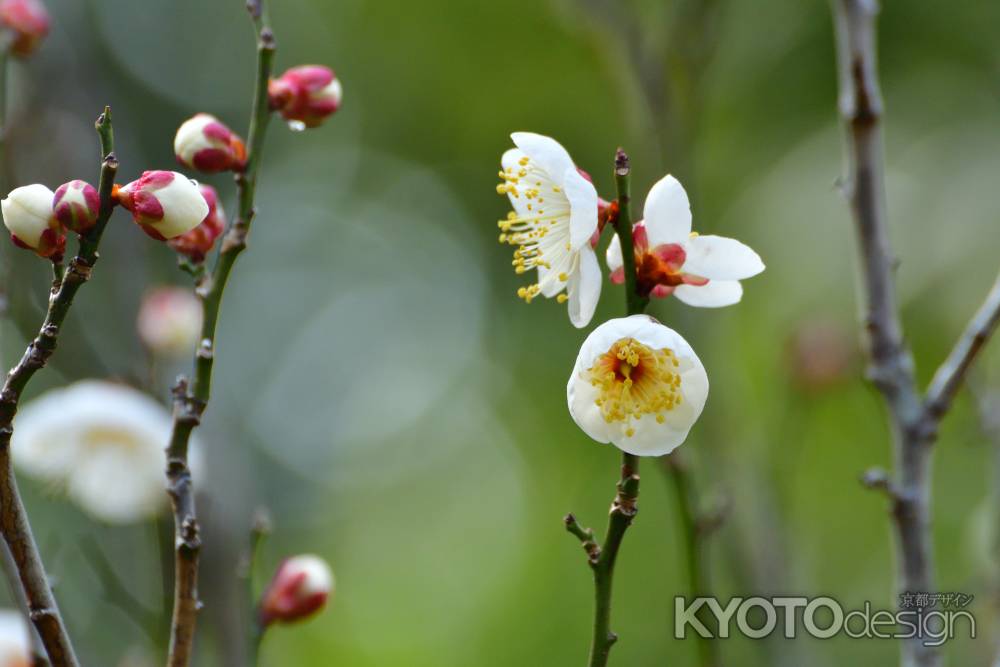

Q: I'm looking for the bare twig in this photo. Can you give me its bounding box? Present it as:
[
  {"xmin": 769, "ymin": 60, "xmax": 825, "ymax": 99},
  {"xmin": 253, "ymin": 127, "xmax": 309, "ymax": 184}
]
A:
[
  {"xmin": 164, "ymin": 4, "xmax": 277, "ymax": 665},
  {"xmin": 80, "ymin": 536, "xmax": 161, "ymax": 645},
  {"xmin": 0, "ymin": 107, "xmax": 117, "ymax": 667},
  {"xmin": 925, "ymin": 272, "xmax": 1000, "ymax": 421}
]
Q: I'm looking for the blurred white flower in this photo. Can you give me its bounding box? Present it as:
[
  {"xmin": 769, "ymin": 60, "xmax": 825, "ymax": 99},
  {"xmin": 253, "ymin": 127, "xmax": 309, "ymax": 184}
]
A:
[
  {"xmin": 567, "ymin": 315, "xmax": 709, "ymax": 456},
  {"xmin": 606, "ymin": 175, "xmax": 764, "ymax": 307},
  {"xmin": 12, "ymin": 381, "xmax": 200, "ymax": 524},
  {"xmin": 497, "ymin": 132, "xmax": 601, "ymax": 328},
  {"xmin": 137, "ymin": 287, "xmax": 203, "ymax": 358},
  {"xmin": 0, "ymin": 609, "xmax": 30, "ymax": 667}
]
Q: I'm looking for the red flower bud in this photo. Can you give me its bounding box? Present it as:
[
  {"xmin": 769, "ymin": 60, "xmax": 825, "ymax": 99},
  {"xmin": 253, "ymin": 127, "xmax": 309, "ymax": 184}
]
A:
[
  {"xmin": 53, "ymin": 180, "xmax": 100, "ymax": 234},
  {"xmin": 268, "ymin": 65, "xmax": 341, "ymax": 129},
  {"xmin": 259, "ymin": 555, "xmax": 333, "ymax": 626},
  {"xmin": 174, "ymin": 113, "xmax": 247, "ymax": 173},
  {"xmin": 0, "ymin": 0, "xmax": 49, "ymax": 57},
  {"xmin": 167, "ymin": 184, "xmax": 225, "ymax": 262}
]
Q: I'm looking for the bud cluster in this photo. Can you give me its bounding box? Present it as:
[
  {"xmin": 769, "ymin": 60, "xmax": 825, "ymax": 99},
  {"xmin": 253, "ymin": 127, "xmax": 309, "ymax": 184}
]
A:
[{"xmin": 1, "ymin": 180, "xmax": 99, "ymax": 260}]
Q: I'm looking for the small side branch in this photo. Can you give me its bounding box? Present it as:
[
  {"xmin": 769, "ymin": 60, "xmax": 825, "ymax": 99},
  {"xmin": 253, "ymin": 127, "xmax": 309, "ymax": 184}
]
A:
[
  {"xmin": 0, "ymin": 107, "xmax": 117, "ymax": 667},
  {"xmin": 924, "ymin": 271, "xmax": 1000, "ymax": 422}
]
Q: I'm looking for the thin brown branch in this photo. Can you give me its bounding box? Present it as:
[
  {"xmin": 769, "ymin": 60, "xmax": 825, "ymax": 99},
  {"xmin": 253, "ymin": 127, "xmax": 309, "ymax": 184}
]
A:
[
  {"xmin": 831, "ymin": 2, "xmax": 937, "ymax": 666},
  {"xmin": 924, "ymin": 271, "xmax": 1000, "ymax": 422},
  {"xmin": 0, "ymin": 107, "xmax": 117, "ymax": 667},
  {"xmin": 164, "ymin": 4, "xmax": 277, "ymax": 665}
]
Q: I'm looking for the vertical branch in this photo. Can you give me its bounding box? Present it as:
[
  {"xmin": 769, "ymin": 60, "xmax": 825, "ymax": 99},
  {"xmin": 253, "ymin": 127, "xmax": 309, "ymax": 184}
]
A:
[
  {"xmin": 830, "ymin": 3, "xmax": 937, "ymax": 666},
  {"xmin": 565, "ymin": 150, "xmax": 643, "ymax": 667},
  {"xmin": 0, "ymin": 107, "xmax": 117, "ymax": 667},
  {"xmin": 164, "ymin": 4, "xmax": 276, "ymax": 666}
]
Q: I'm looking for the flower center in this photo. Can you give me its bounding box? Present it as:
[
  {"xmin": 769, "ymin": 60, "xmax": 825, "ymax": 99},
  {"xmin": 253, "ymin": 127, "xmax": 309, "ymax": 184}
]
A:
[
  {"xmin": 496, "ymin": 156, "xmax": 573, "ymax": 303},
  {"xmin": 585, "ymin": 337, "xmax": 682, "ymax": 437}
]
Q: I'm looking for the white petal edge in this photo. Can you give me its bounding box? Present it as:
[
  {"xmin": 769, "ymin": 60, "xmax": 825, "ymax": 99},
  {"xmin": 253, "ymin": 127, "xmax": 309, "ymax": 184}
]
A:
[
  {"xmin": 566, "ymin": 247, "xmax": 601, "ymax": 328},
  {"xmin": 682, "ymin": 235, "xmax": 764, "ymax": 281},
  {"xmin": 643, "ymin": 175, "xmax": 691, "ymax": 247},
  {"xmin": 511, "ymin": 132, "xmax": 575, "ymax": 188},
  {"xmin": 561, "ymin": 167, "xmax": 598, "ymax": 251},
  {"xmin": 605, "ymin": 233, "xmax": 623, "ymax": 271},
  {"xmin": 674, "ymin": 280, "xmax": 743, "ymax": 308}
]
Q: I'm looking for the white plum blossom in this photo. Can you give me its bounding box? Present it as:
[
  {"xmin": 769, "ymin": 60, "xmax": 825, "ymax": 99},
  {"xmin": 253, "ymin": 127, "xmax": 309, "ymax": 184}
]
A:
[
  {"xmin": 11, "ymin": 381, "xmax": 201, "ymax": 524},
  {"xmin": 567, "ymin": 315, "xmax": 709, "ymax": 456},
  {"xmin": 606, "ymin": 175, "xmax": 764, "ymax": 307},
  {"xmin": 497, "ymin": 132, "xmax": 601, "ymax": 328},
  {"xmin": 0, "ymin": 610, "xmax": 30, "ymax": 667}
]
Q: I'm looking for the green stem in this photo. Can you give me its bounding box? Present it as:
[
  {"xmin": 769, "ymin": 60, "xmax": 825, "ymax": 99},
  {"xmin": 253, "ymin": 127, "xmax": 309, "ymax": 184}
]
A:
[
  {"xmin": 0, "ymin": 106, "xmax": 117, "ymax": 667},
  {"xmin": 164, "ymin": 4, "xmax": 276, "ymax": 666},
  {"xmin": 611, "ymin": 149, "xmax": 648, "ymax": 317}
]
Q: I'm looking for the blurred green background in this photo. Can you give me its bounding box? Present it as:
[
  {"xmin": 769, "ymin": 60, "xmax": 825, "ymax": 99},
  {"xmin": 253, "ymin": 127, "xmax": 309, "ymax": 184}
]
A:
[{"xmin": 2, "ymin": 0, "xmax": 1000, "ymax": 664}]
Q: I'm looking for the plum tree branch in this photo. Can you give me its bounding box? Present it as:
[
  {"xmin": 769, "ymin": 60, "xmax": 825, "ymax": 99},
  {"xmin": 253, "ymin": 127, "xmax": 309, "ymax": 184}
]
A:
[
  {"xmin": 830, "ymin": 2, "xmax": 1000, "ymax": 665},
  {"xmin": 0, "ymin": 106, "xmax": 117, "ymax": 667},
  {"xmin": 565, "ymin": 149, "xmax": 642, "ymax": 667},
  {"xmin": 164, "ymin": 3, "xmax": 276, "ymax": 665}
]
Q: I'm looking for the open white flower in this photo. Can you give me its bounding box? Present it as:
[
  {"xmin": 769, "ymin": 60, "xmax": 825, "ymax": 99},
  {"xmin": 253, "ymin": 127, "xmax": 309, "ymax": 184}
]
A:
[
  {"xmin": 12, "ymin": 381, "xmax": 201, "ymax": 524},
  {"xmin": 606, "ymin": 175, "xmax": 764, "ymax": 307},
  {"xmin": 0, "ymin": 610, "xmax": 30, "ymax": 667},
  {"xmin": 567, "ymin": 315, "xmax": 709, "ymax": 456},
  {"xmin": 497, "ymin": 132, "xmax": 601, "ymax": 328}
]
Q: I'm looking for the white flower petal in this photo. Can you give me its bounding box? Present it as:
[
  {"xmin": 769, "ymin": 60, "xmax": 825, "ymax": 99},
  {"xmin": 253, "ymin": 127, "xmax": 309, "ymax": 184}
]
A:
[
  {"xmin": 643, "ymin": 175, "xmax": 692, "ymax": 247},
  {"xmin": 673, "ymin": 280, "xmax": 743, "ymax": 308},
  {"xmin": 1, "ymin": 184, "xmax": 55, "ymax": 247},
  {"xmin": 561, "ymin": 167, "xmax": 598, "ymax": 251},
  {"xmin": 567, "ymin": 315, "xmax": 708, "ymax": 454},
  {"xmin": 566, "ymin": 247, "xmax": 601, "ymax": 328},
  {"xmin": 511, "ymin": 132, "xmax": 575, "ymax": 188},
  {"xmin": 605, "ymin": 233, "xmax": 623, "ymax": 271},
  {"xmin": 682, "ymin": 235, "xmax": 765, "ymax": 281},
  {"xmin": 0, "ymin": 610, "xmax": 30, "ymax": 667}
]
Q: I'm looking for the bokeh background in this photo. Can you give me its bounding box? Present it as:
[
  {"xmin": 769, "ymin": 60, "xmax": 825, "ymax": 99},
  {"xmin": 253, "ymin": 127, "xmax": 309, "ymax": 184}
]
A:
[{"xmin": 1, "ymin": 0, "xmax": 1000, "ymax": 664}]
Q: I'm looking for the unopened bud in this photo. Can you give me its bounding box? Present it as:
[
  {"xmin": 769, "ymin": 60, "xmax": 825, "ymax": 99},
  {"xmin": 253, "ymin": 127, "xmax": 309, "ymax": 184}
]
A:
[
  {"xmin": 174, "ymin": 113, "xmax": 246, "ymax": 173},
  {"xmin": 1, "ymin": 183, "xmax": 64, "ymax": 258},
  {"xmin": 53, "ymin": 179, "xmax": 100, "ymax": 234},
  {"xmin": 259, "ymin": 554, "xmax": 333, "ymax": 626},
  {"xmin": 167, "ymin": 184, "xmax": 225, "ymax": 262},
  {"xmin": 137, "ymin": 287, "xmax": 202, "ymax": 358},
  {"xmin": 116, "ymin": 171, "xmax": 209, "ymax": 241},
  {"xmin": 0, "ymin": 0, "xmax": 49, "ymax": 57},
  {"xmin": 268, "ymin": 65, "xmax": 341, "ymax": 129}
]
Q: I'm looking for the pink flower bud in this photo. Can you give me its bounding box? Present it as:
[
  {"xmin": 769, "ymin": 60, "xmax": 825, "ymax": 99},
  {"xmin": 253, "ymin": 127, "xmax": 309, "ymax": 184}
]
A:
[
  {"xmin": 268, "ymin": 65, "xmax": 342, "ymax": 129},
  {"xmin": 137, "ymin": 287, "xmax": 203, "ymax": 358},
  {"xmin": 52, "ymin": 179, "xmax": 100, "ymax": 234},
  {"xmin": 0, "ymin": 0, "xmax": 49, "ymax": 57},
  {"xmin": 1, "ymin": 183, "xmax": 64, "ymax": 259},
  {"xmin": 173, "ymin": 113, "xmax": 247, "ymax": 173},
  {"xmin": 167, "ymin": 184, "xmax": 226, "ymax": 262},
  {"xmin": 116, "ymin": 171, "xmax": 209, "ymax": 241},
  {"xmin": 259, "ymin": 555, "xmax": 333, "ymax": 626}
]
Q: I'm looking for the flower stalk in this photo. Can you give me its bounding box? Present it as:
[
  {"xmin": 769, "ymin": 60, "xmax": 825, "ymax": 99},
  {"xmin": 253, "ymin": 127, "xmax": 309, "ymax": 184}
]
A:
[
  {"xmin": 566, "ymin": 149, "xmax": 643, "ymax": 667},
  {"xmin": 0, "ymin": 105, "xmax": 117, "ymax": 667},
  {"xmin": 164, "ymin": 3, "xmax": 276, "ymax": 665}
]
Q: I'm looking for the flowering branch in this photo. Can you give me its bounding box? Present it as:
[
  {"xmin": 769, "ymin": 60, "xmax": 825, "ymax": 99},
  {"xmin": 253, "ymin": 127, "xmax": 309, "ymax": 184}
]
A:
[
  {"xmin": 0, "ymin": 106, "xmax": 117, "ymax": 667},
  {"xmin": 832, "ymin": 2, "xmax": 1000, "ymax": 665},
  {"xmin": 164, "ymin": 4, "xmax": 276, "ymax": 666},
  {"xmin": 565, "ymin": 149, "xmax": 643, "ymax": 667}
]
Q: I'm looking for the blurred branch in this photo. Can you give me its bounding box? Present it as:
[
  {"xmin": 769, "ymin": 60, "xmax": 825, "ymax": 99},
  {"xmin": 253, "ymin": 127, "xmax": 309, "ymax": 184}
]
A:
[
  {"xmin": 80, "ymin": 537, "xmax": 161, "ymax": 646},
  {"xmin": 0, "ymin": 106, "xmax": 117, "ymax": 667},
  {"xmin": 924, "ymin": 272, "xmax": 1000, "ymax": 421},
  {"xmin": 164, "ymin": 3, "xmax": 277, "ymax": 665},
  {"xmin": 565, "ymin": 151, "xmax": 642, "ymax": 667},
  {"xmin": 239, "ymin": 510, "xmax": 271, "ymax": 667},
  {"xmin": 661, "ymin": 451, "xmax": 725, "ymax": 667}
]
